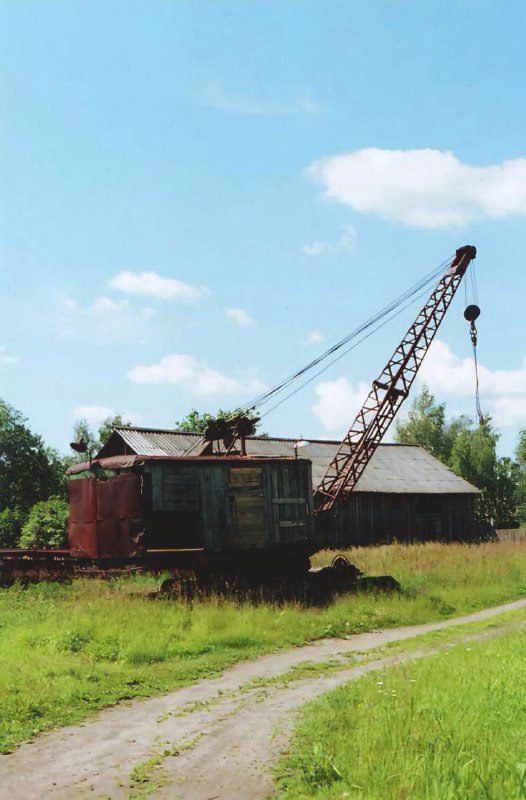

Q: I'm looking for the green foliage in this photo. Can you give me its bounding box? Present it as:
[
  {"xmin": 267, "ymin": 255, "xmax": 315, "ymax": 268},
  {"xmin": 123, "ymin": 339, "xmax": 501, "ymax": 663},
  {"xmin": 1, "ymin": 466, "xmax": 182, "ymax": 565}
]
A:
[
  {"xmin": 98, "ymin": 414, "xmax": 132, "ymax": 447},
  {"xmin": 514, "ymin": 430, "xmax": 526, "ymax": 526},
  {"xmin": 0, "ymin": 507, "xmax": 27, "ymax": 547},
  {"xmin": 395, "ymin": 387, "xmax": 466, "ymax": 463},
  {"xmin": 0, "ymin": 399, "xmax": 64, "ymax": 514},
  {"xmin": 397, "ymin": 389, "xmax": 522, "ymax": 528},
  {"xmin": 18, "ymin": 497, "xmax": 69, "ymax": 549},
  {"xmin": 68, "ymin": 414, "xmax": 132, "ymax": 464},
  {"xmin": 276, "ymin": 627, "xmax": 526, "ymax": 799},
  {"xmin": 174, "ymin": 408, "xmax": 237, "ymax": 433}
]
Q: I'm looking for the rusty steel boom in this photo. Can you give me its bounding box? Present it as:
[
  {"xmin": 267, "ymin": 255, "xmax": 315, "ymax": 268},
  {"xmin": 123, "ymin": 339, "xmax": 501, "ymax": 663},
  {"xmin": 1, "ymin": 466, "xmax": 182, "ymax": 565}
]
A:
[{"xmin": 314, "ymin": 245, "xmax": 477, "ymax": 514}]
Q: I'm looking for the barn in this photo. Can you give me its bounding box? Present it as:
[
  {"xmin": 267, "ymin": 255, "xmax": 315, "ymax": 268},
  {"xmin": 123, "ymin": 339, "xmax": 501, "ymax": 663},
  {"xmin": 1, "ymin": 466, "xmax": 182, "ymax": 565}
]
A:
[{"xmin": 96, "ymin": 427, "xmax": 479, "ymax": 546}]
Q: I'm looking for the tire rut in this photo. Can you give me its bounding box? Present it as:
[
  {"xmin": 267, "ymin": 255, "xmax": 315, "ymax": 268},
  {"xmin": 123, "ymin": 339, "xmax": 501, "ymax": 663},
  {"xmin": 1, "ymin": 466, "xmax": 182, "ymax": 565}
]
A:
[{"xmin": 0, "ymin": 598, "xmax": 525, "ymax": 799}]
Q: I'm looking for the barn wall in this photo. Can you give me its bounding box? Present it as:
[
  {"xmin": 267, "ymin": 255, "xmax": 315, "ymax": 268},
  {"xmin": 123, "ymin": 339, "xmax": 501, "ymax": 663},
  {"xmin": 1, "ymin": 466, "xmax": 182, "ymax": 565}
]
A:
[{"xmin": 328, "ymin": 493, "xmax": 477, "ymax": 547}]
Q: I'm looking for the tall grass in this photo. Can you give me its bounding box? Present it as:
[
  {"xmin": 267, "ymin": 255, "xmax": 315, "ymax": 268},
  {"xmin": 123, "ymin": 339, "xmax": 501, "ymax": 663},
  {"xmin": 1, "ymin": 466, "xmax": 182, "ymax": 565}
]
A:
[
  {"xmin": 0, "ymin": 541, "xmax": 525, "ymax": 752},
  {"xmin": 314, "ymin": 540, "xmax": 526, "ymax": 611},
  {"xmin": 276, "ymin": 627, "xmax": 526, "ymax": 799}
]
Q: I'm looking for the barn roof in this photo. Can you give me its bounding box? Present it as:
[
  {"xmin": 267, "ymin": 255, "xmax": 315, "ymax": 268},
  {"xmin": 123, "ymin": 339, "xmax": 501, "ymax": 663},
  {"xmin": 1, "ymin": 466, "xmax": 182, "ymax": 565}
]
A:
[{"xmin": 97, "ymin": 427, "xmax": 479, "ymax": 495}]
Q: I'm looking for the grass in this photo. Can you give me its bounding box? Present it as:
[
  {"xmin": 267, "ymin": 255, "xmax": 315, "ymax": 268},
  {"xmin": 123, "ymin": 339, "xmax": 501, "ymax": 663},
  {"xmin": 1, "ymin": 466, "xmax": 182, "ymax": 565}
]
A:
[
  {"xmin": 0, "ymin": 540, "xmax": 525, "ymax": 753},
  {"xmin": 128, "ymin": 736, "xmax": 202, "ymax": 798},
  {"xmin": 275, "ymin": 623, "xmax": 526, "ymax": 799}
]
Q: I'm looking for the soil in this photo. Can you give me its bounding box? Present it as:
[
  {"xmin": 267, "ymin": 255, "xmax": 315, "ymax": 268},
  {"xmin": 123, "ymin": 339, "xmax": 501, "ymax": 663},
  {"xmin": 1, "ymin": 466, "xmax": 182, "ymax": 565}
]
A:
[{"xmin": 1, "ymin": 597, "xmax": 525, "ymax": 800}]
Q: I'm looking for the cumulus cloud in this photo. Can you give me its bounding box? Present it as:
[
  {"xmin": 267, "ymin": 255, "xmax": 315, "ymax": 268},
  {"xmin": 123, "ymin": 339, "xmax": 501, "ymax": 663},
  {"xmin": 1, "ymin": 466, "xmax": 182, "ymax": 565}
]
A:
[
  {"xmin": 301, "ymin": 331, "xmax": 324, "ymax": 345},
  {"xmin": 199, "ymin": 81, "xmax": 318, "ymax": 115},
  {"xmin": 307, "ymin": 148, "xmax": 526, "ymax": 228},
  {"xmin": 303, "ymin": 224, "xmax": 357, "ymax": 256},
  {"xmin": 224, "ymin": 307, "xmax": 256, "ymax": 327},
  {"xmin": 312, "ymin": 377, "xmax": 370, "ymax": 433},
  {"xmin": 59, "ymin": 294, "xmax": 155, "ymax": 344},
  {"xmin": 91, "ymin": 296, "xmax": 128, "ymax": 313},
  {"xmin": 419, "ymin": 340, "xmax": 526, "ymax": 427},
  {"xmin": 108, "ymin": 271, "xmax": 209, "ymax": 302},
  {"xmin": 128, "ymin": 353, "xmax": 265, "ymax": 397},
  {"xmin": 0, "ymin": 346, "xmax": 19, "ymax": 366},
  {"xmin": 312, "ymin": 339, "xmax": 526, "ymax": 437},
  {"xmin": 63, "ymin": 296, "xmax": 129, "ymax": 315}
]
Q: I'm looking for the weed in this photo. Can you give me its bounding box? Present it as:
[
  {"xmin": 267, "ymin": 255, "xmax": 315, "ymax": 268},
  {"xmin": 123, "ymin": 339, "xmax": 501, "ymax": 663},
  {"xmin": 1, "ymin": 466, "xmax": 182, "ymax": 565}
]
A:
[
  {"xmin": 275, "ymin": 623, "xmax": 526, "ymax": 799},
  {"xmin": 0, "ymin": 540, "xmax": 525, "ymax": 752}
]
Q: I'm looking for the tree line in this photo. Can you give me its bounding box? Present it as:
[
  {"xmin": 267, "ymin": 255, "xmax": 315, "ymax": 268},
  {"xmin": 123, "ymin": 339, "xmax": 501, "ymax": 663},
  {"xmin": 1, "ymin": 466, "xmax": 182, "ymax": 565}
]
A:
[
  {"xmin": 395, "ymin": 388, "xmax": 526, "ymax": 529},
  {"xmin": 1, "ymin": 393, "xmax": 525, "ymax": 550},
  {"xmin": 0, "ymin": 400, "xmax": 131, "ymax": 548}
]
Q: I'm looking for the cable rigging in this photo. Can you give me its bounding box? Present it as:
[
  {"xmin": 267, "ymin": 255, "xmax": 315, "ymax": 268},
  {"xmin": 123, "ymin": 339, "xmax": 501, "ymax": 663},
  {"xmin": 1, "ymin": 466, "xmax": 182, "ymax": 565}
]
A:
[
  {"xmin": 237, "ymin": 254, "xmax": 454, "ymax": 417},
  {"xmin": 194, "ymin": 247, "xmax": 483, "ymax": 461}
]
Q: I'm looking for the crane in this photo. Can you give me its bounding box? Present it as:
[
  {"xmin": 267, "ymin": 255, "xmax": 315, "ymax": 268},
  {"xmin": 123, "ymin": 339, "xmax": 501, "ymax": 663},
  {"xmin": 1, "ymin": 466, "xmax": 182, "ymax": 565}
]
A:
[
  {"xmin": 190, "ymin": 244, "xmax": 478, "ymax": 526},
  {"xmin": 313, "ymin": 244, "xmax": 477, "ymax": 515}
]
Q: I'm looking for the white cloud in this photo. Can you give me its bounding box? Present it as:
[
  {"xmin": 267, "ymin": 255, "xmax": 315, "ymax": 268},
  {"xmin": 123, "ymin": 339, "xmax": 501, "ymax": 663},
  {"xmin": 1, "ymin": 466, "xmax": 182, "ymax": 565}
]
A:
[
  {"xmin": 108, "ymin": 271, "xmax": 209, "ymax": 302},
  {"xmin": 224, "ymin": 307, "xmax": 256, "ymax": 327},
  {"xmin": 307, "ymin": 148, "xmax": 526, "ymax": 228},
  {"xmin": 312, "ymin": 377, "xmax": 370, "ymax": 434},
  {"xmin": 73, "ymin": 405, "xmax": 116, "ymax": 427},
  {"xmin": 58, "ymin": 294, "xmax": 155, "ymax": 344},
  {"xmin": 128, "ymin": 353, "xmax": 265, "ymax": 397},
  {"xmin": 91, "ymin": 296, "xmax": 129, "ymax": 313},
  {"xmin": 301, "ymin": 331, "xmax": 324, "ymax": 345},
  {"xmin": 303, "ymin": 224, "xmax": 357, "ymax": 256},
  {"xmin": 311, "ymin": 340, "xmax": 526, "ymax": 440},
  {"xmin": 73, "ymin": 405, "xmax": 142, "ymax": 428},
  {"xmin": 63, "ymin": 296, "xmax": 128, "ymax": 315},
  {"xmin": 0, "ymin": 346, "xmax": 19, "ymax": 365},
  {"xmin": 199, "ymin": 81, "xmax": 318, "ymax": 115},
  {"xmin": 419, "ymin": 340, "xmax": 526, "ymax": 427}
]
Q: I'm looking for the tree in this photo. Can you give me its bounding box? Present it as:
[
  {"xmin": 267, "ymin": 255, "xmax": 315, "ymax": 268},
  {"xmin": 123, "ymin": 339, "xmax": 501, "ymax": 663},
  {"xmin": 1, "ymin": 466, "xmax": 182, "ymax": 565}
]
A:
[
  {"xmin": 69, "ymin": 419, "xmax": 99, "ymax": 462},
  {"xmin": 514, "ymin": 429, "xmax": 526, "ymax": 526},
  {"xmin": 98, "ymin": 414, "xmax": 132, "ymax": 447},
  {"xmin": 18, "ymin": 497, "xmax": 69, "ymax": 549},
  {"xmin": 68, "ymin": 414, "xmax": 132, "ymax": 463},
  {"xmin": 0, "ymin": 507, "xmax": 26, "ymax": 548},
  {"xmin": 395, "ymin": 387, "xmax": 469, "ymax": 464},
  {"xmin": 174, "ymin": 409, "xmax": 256, "ymax": 434},
  {"xmin": 494, "ymin": 457, "xmax": 521, "ymax": 529},
  {"xmin": 449, "ymin": 420, "xmax": 500, "ymax": 524},
  {"xmin": 397, "ymin": 390, "xmax": 521, "ymax": 528},
  {"xmin": 0, "ymin": 400, "xmax": 64, "ymax": 515}
]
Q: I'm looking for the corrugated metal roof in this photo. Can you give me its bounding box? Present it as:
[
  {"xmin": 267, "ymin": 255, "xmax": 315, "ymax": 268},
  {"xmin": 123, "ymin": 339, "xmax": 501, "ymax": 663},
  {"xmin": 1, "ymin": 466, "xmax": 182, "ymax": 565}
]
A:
[
  {"xmin": 109, "ymin": 428, "xmax": 202, "ymax": 457},
  {"xmin": 105, "ymin": 427, "xmax": 478, "ymax": 495}
]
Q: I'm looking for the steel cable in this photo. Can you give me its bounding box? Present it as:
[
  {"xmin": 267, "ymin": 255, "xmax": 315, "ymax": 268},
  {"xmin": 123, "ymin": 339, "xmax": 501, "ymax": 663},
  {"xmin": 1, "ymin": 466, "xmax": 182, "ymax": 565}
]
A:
[{"xmin": 237, "ymin": 255, "xmax": 455, "ymax": 417}]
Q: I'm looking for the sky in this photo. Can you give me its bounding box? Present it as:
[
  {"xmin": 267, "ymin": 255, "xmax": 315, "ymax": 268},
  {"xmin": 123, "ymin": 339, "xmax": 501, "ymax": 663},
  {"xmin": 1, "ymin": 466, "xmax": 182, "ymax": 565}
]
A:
[{"xmin": 1, "ymin": 0, "xmax": 526, "ymax": 458}]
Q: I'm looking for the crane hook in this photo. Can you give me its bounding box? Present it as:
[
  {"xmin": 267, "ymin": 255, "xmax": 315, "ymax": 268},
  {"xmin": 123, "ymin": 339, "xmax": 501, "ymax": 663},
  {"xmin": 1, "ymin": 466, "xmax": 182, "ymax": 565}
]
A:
[
  {"xmin": 464, "ymin": 304, "xmax": 480, "ymax": 347},
  {"xmin": 464, "ymin": 304, "xmax": 484, "ymax": 426}
]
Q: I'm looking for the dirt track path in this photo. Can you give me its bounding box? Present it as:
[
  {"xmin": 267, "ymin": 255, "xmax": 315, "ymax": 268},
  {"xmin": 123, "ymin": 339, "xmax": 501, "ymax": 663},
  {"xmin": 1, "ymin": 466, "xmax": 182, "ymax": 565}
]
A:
[{"xmin": 1, "ymin": 598, "xmax": 525, "ymax": 800}]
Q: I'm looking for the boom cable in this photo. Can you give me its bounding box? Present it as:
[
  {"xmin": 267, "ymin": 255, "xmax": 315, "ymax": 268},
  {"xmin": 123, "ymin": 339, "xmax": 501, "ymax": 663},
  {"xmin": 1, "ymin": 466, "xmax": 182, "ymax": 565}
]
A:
[
  {"xmin": 257, "ymin": 279, "xmax": 442, "ymax": 421},
  {"xmin": 236, "ymin": 254, "xmax": 455, "ymax": 418}
]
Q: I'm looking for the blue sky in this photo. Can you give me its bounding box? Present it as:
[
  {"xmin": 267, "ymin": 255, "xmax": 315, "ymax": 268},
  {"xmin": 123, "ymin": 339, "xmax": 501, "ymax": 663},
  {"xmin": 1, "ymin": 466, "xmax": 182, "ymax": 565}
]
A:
[{"xmin": 2, "ymin": 0, "xmax": 526, "ymax": 457}]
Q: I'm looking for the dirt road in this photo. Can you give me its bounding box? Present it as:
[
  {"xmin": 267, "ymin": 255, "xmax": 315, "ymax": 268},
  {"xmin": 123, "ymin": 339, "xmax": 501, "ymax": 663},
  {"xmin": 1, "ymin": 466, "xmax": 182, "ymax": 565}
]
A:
[{"xmin": 1, "ymin": 598, "xmax": 525, "ymax": 800}]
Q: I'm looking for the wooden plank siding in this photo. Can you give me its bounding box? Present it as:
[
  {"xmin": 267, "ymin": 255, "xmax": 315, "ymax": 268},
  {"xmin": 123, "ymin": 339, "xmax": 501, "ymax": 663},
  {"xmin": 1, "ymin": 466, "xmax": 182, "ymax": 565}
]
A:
[
  {"xmin": 331, "ymin": 492, "xmax": 476, "ymax": 547},
  {"xmin": 228, "ymin": 467, "xmax": 267, "ymax": 548},
  {"xmin": 106, "ymin": 459, "xmax": 314, "ymax": 553}
]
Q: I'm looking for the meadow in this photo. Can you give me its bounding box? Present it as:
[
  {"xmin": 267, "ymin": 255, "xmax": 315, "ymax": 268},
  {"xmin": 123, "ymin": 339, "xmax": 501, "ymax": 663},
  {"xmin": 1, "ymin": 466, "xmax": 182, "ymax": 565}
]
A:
[
  {"xmin": 0, "ymin": 540, "xmax": 525, "ymax": 753},
  {"xmin": 275, "ymin": 625, "xmax": 526, "ymax": 799}
]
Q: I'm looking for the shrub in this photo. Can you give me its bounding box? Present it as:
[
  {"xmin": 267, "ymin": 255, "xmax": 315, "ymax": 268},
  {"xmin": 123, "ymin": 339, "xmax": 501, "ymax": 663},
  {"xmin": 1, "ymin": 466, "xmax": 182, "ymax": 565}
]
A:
[
  {"xmin": 0, "ymin": 507, "xmax": 26, "ymax": 547},
  {"xmin": 18, "ymin": 497, "xmax": 69, "ymax": 549}
]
